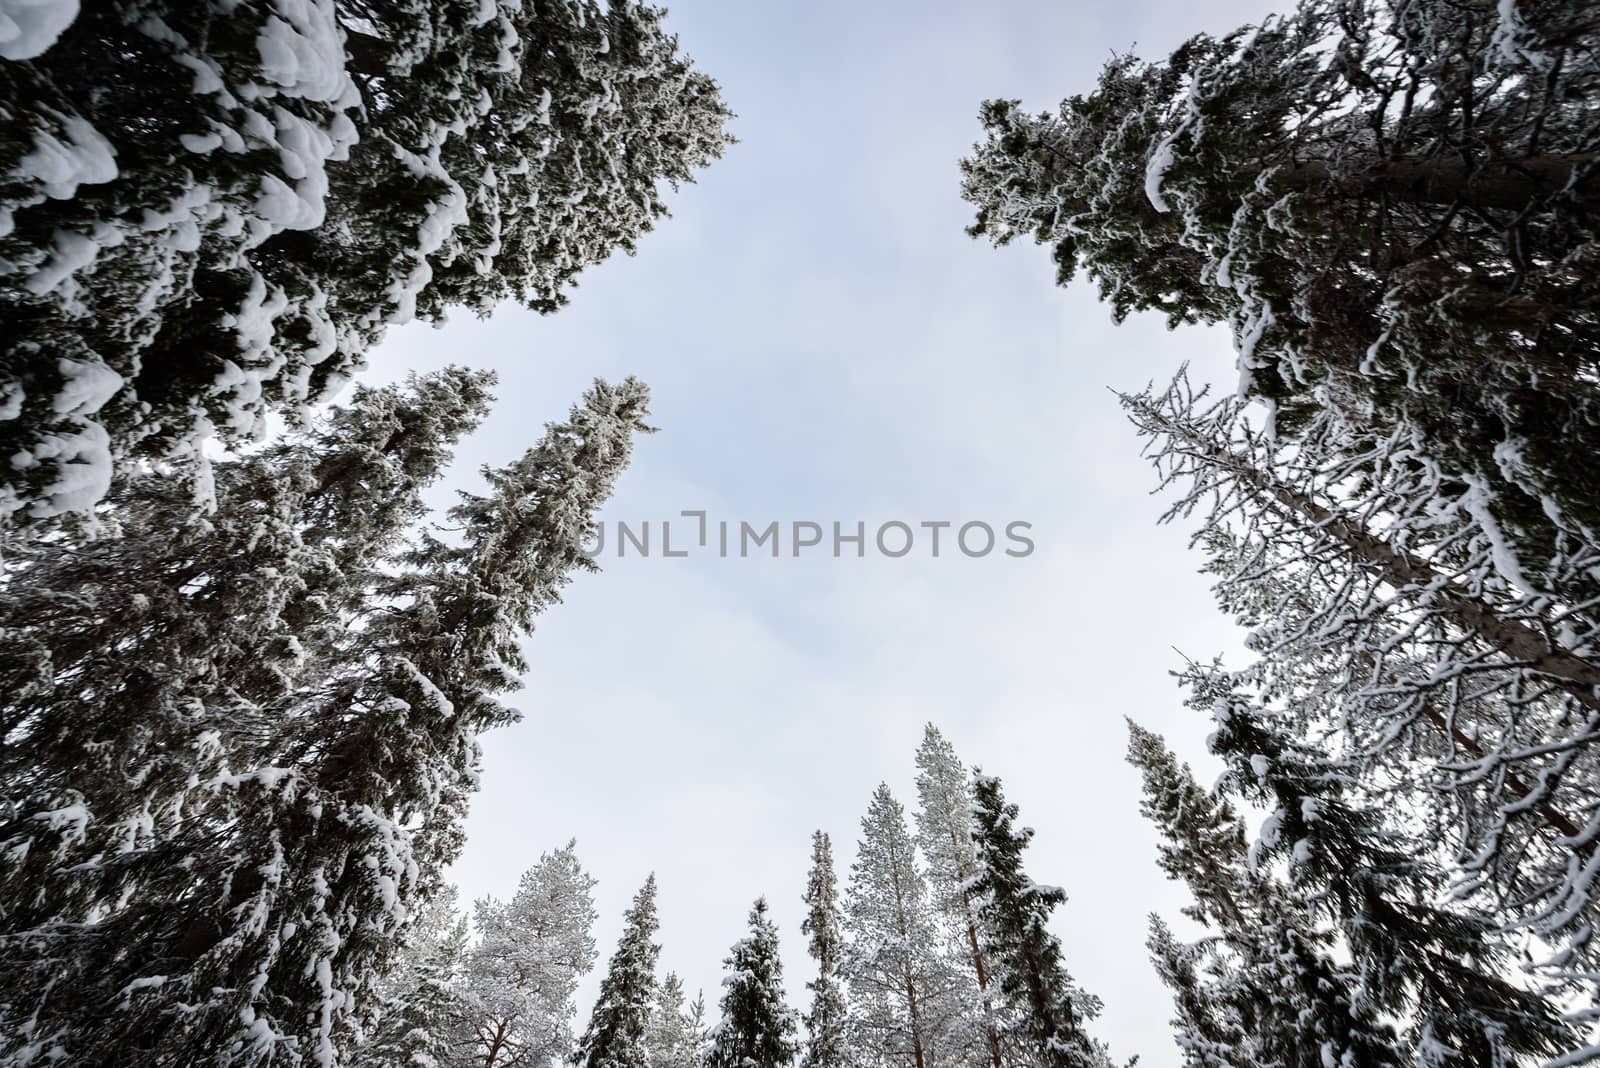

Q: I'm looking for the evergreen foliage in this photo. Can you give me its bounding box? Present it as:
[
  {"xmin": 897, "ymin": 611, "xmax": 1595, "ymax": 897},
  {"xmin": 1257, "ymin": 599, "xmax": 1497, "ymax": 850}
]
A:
[
  {"xmin": 575, "ymin": 874, "xmax": 663, "ymax": 1068},
  {"xmin": 0, "ymin": 0, "xmax": 731, "ymax": 526},
  {"xmin": 967, "ymin": 773, "xmax": 1105, "ymax": 1068},
  {"xmin": 962, "ymin": 0, "xmax": 1600, "ymax": 597},
  {"xmin": 706, "ymin": 897, "xmax": 801, "ymax": 1068},
  {"xmin": 0, "ymin": 374, "xmax": 653, "ymax": 1066},
  {"xmin": 800, "ymin": 831, "xmax": 850, "ymax": 1068}
]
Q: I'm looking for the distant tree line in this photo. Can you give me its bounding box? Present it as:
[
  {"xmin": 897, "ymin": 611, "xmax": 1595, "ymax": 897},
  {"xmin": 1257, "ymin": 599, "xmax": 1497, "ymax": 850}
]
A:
[{"xmin": 360, "ymin": 726, "xmax": 1114, "ymax": 1068}]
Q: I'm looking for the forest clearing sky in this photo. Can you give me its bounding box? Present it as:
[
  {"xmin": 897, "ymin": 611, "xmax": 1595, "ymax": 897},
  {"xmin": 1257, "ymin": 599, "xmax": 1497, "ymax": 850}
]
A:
[{"xmin": 370, "ymin": 0, "xmax": 1281, "ymax": 1062}]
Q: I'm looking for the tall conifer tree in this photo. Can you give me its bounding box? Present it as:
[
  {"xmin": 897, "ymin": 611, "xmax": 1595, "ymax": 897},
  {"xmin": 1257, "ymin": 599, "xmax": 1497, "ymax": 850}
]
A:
[
  {"xmin": 706, "ymin": 898, "xmax": 801, "ymax": 1068},
  {"xmin": 914, "ymin": 726, "xmax": 1003, "ymax": 1068},
  {"xmin": 841, "ymin": 785, "xmax": 960, "ymax": 1068},
  {"xmin": 647, "ymin": 972, "xmax": 706, "ymax": 1068},
  {"xmin": 1198, "ymin": 683, "xmax": 1571, "ymax": 1065},
  {"xmin": 361, "ymin": 886, "xmax": 473, "ymax": 1068},
  {"xmin": 967, "ymin": 772, "xmax": 1106, "ymax": 1068},
  {"xmin": 575, "ymin": 875, "xmax": 663, "ymax": 1068},
  {"xmin": 1122, "ymin": 372, "xmax": 1600, "ymax": 1035},
  {"xmin": 800, "ymin": 831, "xmax": 849, "ymax": 1068},
  {"xmin": 962, "ymin": 0, "xmax": 1600, "ymax": 569},
  {"xmin": 0, "ymin": 376, "xmax": 654, "ymax": 1065},
  {"xmin": 464, "ymin": 842, "xmax": 599, "ymax": 1067},
  {"xmin": 1125, "ymin": 721, "xmax": 1403, "ymax": 1068}
]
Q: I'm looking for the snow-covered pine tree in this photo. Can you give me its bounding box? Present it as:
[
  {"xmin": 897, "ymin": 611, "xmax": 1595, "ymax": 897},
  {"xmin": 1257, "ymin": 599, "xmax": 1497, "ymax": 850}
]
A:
[
  {"xmin": 1122, "ymin": 372, "xmax": 1600, "ymax": 1029},
  {"xmin": 841, "ymin": 784, "xmax": 962, "ymax": 1068},
  {"xmin": 1198, "ymin": 678, "xmax": 1572, "ymax": 1065},
  {"xmin": 1142, "ymin": 914, "xmax": 1239, "ymax": 1068},
  {"xmin": 0, "ymin": 0, "xmax": 731, "ymax": 526},
  {"xmin": 0, "ymin": 367, "xmax": 493, "ymax": 1039},
  {"xmin": 688, "ymin": 989, "xmax": 711, "ymax": 1059},
  {"xmin": 647, "ymin": 972, "xmax": 706, "ymax": 1068},
  {"xmin": 966, "ymin": 772, "xmax": 1106, "ymax": 1068},
  {"xmin": 706, "ymin": 897, "xmax": 801, "ymax": 1068},
  {"xmin": 0, "ymin": 376, "xmax": 654, "ymax": 1066},
  {"xmin": 1124, "ymin": 721, "xmax": 1404, "ymax": 1068},
  {"xmin": 961, "ymin": 0, "xmax": 1600, "ymax": 587},
  {"xmin": 913, "ymin": 726, "xmax": 1002, "ymax": 1068},
  {"xmin": 800, "ymin": 831, "xmax": 849, "ymax": 1068},
  {"xmin": 361, "ymin": 885, "xmax": 473, "ymax": 1068},
  {"xmin": 575, "ymin": 874, "xmax": 663, "ymax": 1068},
  {"xmin": 464, "ymin": 841, "xmax": 599, "ymax": 1068}
]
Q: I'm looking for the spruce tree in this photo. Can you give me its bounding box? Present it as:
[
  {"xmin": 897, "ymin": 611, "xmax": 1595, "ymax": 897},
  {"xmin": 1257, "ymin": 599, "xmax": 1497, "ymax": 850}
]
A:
[
  {"xmin": 967, "ymin": 772, "xmax": 1106, "ymax": 1068},
  {"xmin": 1125, "ymin": 721, "xmax": 1403, "ymax": 1068},
  {"xmin": 575, "ymin": 875, "xmax": 663, "ymax": 1068},
  {"xmin": 961, "ymin": 0, "xmax": 1600, "ymax": 585},
  {"xmin": 1142, "ymin": 915, "xmax": 1239, "ymax": 1068},
  {"xmin": 706, "ymin": 898, "xmax": 801, "ymax": 1068},
  {"xmin": 1198, "ymin": 680, "xmax": 1571, "ymax": 1065},
  {"xmin": 841, "ymin": 784, "xmax": 961, "ymax": 1068},
  {"xmin": 913, "ymin": 725, "xmax": 1003, "ymax": 1068},
  {"xmin": 0, "ymin": 377, "xmax": 654, "ymax": 1066},
  {"xmin": 0, "ymin": 0, "xmax": 731, "ymax": 526},
  {"xmin": 800, "ymin": 831, "xmax": 849, "ymax": 1068},
  {"xmin": 464, "ymin": 842, "xmax": 599, "ymax": 1067},
  {"xmin": 1, "ymin": 367, "xmax": 494, "ymax": 1047}
]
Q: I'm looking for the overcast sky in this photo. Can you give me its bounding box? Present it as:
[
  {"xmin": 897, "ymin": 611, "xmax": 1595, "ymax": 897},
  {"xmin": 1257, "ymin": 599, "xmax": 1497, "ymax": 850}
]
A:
[{"xmin": 370, "ymin": 0, "xmax": 1281, "ymax": 1062}]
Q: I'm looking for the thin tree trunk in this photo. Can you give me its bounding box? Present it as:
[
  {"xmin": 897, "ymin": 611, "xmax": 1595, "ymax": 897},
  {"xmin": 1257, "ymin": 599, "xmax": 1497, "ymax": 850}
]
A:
[
  {"xmin": 944, "ymin": 821, "xmax": 1004, "ymax": 1068},
  {"xmin": 962, "ymin": 900, "xmax": 1004, "ymax": 1068},
  {"xmin": 1344, "ymin": 648, "xmax": 1584, "ymax": 839},
  {"xmin": 484, "ymin": 1019, "xmax": 508, "ymax": 1068},
  {"xmin": 905, "ymin": 972, "xmax": 927, "ymax": 1068},
  {"xmin": 1283, "ymin": 151, "xmax": 1598, "ymax": 212},
  {"xmin": 1416, "ymin": 699, "xmax": 1582, "ymax": 839}
]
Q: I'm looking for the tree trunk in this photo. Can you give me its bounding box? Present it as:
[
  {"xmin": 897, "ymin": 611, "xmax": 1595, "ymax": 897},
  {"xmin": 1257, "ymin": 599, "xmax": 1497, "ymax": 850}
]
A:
[
  {"xmin": 1283, "ymin": 151, "xmax": 1598, "ymax": 212},
  {"xmin": 945, "ymin": 820, "xmax": 1005, "ymax": 1068},
  {"xmin": 904, "ymin": 972, "xmax": 927, "ymax": 1068},
  {"xmin": 484, "ymin": 1018, "xmax": 508, "ymax": 1068},
  {"xmin": 1416, "ymin": 698, "xmax": 1581, "ymax": 839},
  {"xmin": 1140, "ymin": 396, "xmax": 1600, "ymax": 712},
  {"xmin": 962, "ymin": 902, "xmax": 1005, "ymax": 1068},
  {"xmin": 1344, "ymin": 647, "xmax": 1583, "ymax": 839}
]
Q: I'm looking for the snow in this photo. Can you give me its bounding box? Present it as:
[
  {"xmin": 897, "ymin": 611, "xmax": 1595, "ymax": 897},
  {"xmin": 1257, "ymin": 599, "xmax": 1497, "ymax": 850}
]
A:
[
  {"xmin": 17, "ymin": 115, "xmax": 117, "ymax": 200},
  {"xmin": 214, "ymin": 766, "xmax": 299, "ymax": 791},
  {"xmin": 1545, "ymin": 1043, "xmax": 1600, "ymax": 1068},
  {"xmin": 254, "ymin": 4, "xmax": 352, "ymax": 104},
  {"xmin": 23, "ymin": 228, "xmax": 101, "ymax": 295},
  {"xmin": 51, "ymin": 358, "xmax": 123, "ymax": 417},
  {"xmin": 1144, "ymin": 137, "xmax": 1178, "ymax": 214},
  {"xmin": 396, "ymin": 658, "xmax": 456, "ymax": 718},
  {"xmin": 0, "ymin": 381, "xmax": 24, "ymax": 421},
  {"xmin": 175, "ymin": 52, "xmax": 225, "ymax": 95},
  {"xmin": 1460, "ymin": 475, "xmax": 1533, "ymax": 594},
  {"xmin": 21, "ymin": 418, "xmax": 113, "ymax": 518},
  {"xmin": 379, "ymin": 148, "xmax": 470, "ymax": 326},
  {"xmin": 0, "ymin": 0, "xmax": 79, "ymax": 60},
  {"xmin": 180, "ymin": 131, "xmax": 224, "ymax": 154},
  {"xmin": 1232, "ymin": 304, "xmax": 1276, "ymax": 396},
  {"xmin": 119, "ymin": 975, "xmax": 168, "ymax": 996}
]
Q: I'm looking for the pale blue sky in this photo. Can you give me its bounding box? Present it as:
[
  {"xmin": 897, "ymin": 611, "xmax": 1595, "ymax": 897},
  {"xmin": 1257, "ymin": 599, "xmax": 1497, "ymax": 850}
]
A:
[{"xmin": 372, "ymin": 0, "xmax": 1278, "ymax": 1061}]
